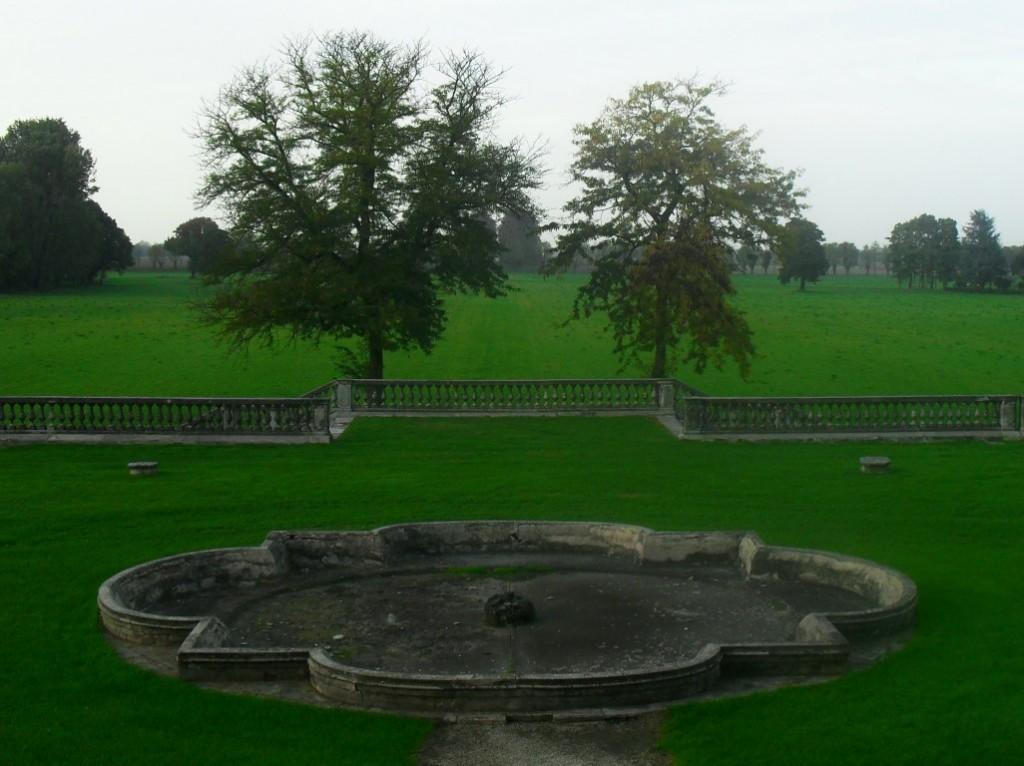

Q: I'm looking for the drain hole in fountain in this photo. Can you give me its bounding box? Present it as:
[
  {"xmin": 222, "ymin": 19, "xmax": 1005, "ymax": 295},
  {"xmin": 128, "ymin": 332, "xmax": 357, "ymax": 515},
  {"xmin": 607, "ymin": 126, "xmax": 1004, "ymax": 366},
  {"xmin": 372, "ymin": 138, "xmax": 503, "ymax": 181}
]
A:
[{"xmin": 484, "ymin": 592, "xmax": 535, "ymax": 627}]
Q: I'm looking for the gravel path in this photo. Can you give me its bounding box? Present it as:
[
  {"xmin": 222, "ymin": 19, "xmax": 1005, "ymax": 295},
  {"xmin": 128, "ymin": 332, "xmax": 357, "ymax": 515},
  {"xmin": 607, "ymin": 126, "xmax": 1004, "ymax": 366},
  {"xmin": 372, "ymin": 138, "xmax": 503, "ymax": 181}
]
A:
[{"xmin": 417, "ymin": 715, "xmax": 670, "ymax": 766}]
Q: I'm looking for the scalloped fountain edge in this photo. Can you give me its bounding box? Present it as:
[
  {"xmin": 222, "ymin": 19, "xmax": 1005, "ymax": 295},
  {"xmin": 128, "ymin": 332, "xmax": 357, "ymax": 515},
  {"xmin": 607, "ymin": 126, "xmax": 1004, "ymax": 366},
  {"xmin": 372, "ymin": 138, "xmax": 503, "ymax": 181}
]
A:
[{"xmin": 98, "ymin": 522, "xmax": 917, "ymax": 717}]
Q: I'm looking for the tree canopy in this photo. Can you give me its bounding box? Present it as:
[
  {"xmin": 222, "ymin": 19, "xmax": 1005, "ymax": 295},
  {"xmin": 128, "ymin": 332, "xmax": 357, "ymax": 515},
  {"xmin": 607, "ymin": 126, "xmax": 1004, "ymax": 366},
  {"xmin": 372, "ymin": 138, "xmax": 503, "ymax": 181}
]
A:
[
  {"xmin": 778, "ymin": 218, "xmax": 827, "ymax": 290},
  {"xmin": 823, "ymin": 241, "xmax": 859, "ymax": 275},
  {"xmin": 164, "ymin": 217, "xmax": 231, "ymax": 277},
  {"xmin": 860, "ymin": 241, "xmax": 887, "ymax": 274},
  {"xmin": 0, "ymin": 118, "xmax": 131, "ymax": 290},
  {"xmin": 960, "ymin": 209, "xmax": 1005, "ymax": 289},
  {"xmin": 497, "ymin": 212, "xmax": 544, "ymax": 272},
  {"xmin": 735, "ymin": 243, "xmax": 761, "ymax": 274},
  {"xmin": 197, "ymin": 32, "xmax": 542, "ymax": 377},
  {"xmin": 887, "ymin": 214, "xmax": 959, "ymax": 288},
  {"xmin": 550, "ymin": 79, "xmax": 801, "ymax": 377}
]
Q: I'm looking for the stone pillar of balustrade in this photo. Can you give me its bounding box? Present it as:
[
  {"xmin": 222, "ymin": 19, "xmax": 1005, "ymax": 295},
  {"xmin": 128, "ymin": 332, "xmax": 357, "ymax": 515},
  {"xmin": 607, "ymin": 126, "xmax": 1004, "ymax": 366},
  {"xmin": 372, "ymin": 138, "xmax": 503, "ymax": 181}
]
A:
[
  {"xmin": 332, "ymin": 380, "xmax": 354, "ymax": 427},
  {"xmin": 657, "ymin": 380, "xmax": 675, "ymax": 415}
]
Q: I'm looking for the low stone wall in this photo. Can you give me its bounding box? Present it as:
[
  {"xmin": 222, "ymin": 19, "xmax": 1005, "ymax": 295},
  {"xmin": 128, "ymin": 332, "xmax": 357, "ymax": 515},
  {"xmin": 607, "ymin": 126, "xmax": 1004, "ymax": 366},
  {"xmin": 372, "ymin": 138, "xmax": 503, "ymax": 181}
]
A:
[
  {"xmin": 6, "ymin": 380, "xmax": 1022, "ymax": 443},
  {"xmin": 98, "ymin": 522, "xmax": 917, "ymax": 717},
  {"xmin": 677, "ymin": 394, "xmax": 1023, "ymax": 441},
  {"xmin": 98, "ymin": 545, "xmax": 287, "ymax": 645},
  {"xmin": 307, "ymin": 645, "xmax": 724, "ymax": 714},
  {"xmin": 743, "ymin": 544, "xmax": 917, "ymax": 640},
  {"xmin": 1, "ymin": 396, "xmax": 332, "ymax": 445}
]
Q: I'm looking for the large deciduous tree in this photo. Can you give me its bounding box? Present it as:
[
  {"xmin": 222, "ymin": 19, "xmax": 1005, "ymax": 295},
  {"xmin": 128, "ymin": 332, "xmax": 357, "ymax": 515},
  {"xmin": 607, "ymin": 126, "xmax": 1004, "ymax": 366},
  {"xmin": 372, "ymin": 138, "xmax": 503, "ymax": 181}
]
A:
[
  {"xmin": 0, "ymin": 118, "xmax": 130, "ymax": 290},
  {"xmin": 549, "ymin": 79, "xmax": 801, "ymax": 378},
  {"xmin": 778, "ymin": 218, "xmax": 827, "ymax": 290},
  {"xmin": 735, "ymin": 243, "xmax": 761, "ymax": 274},
  {"xmin": 888, "ymin": 214, "xmax": 959, "ymax": 288},
  {"xmin": 824, "ymin": 241, "xmax": 860, "ymax": 276},
  {"xmin": 860, "ymin": 241, "xmax": 886, "ymax": 274},
  {"xmin": 497, "ymin": 211, "xmax": 544, "ymax": 272},
  {"xmin": 197, "ymin": 32, "xmax": 542, "ymax": 377},
  {"xmin": 959, "ymin": 209, "xmax": 1005, "ymax": 289},
  {"xmin": 164, "ymin": 216, "xmax": 231, "ymax": 277}
]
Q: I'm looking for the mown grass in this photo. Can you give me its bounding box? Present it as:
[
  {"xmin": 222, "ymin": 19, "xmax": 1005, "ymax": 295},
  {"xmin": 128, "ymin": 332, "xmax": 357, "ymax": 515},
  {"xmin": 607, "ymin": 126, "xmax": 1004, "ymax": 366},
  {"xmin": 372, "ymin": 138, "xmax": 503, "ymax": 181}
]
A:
[
  {"xmin": 1, "ymin": 419, "xmax": 1022, "ymax": 764},
  {"xmin": 1, "ymin": 271, "xmax": 1023, "ymax": 395},
  {"xmin": 2, "ymin": 272, "xmax": 1024, "ymax": 764}
]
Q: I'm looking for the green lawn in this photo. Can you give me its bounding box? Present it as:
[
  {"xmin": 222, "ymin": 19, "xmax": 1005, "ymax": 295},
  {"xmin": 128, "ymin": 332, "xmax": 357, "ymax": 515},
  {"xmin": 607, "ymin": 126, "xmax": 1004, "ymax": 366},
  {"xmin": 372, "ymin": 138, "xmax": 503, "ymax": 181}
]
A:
[
  {"xmin": 2, "ymin": 272, "xmax": 1024, "ymax": 764},
  {"xmin": 2, "ymin": 419, "xmax": 1022, "ymax": 764},
  {"xmin": 1, "ymin": 271, "xmax": 1022, "ymax": 395}
]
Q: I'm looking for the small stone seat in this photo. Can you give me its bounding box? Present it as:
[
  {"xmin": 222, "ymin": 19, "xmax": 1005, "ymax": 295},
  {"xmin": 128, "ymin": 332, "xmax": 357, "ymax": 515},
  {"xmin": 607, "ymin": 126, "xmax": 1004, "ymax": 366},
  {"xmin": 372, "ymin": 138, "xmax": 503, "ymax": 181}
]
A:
[
  {"xmin": 128, "ymin": 461, "xmax": 159, "ymax": 476},
  {"xmin": 859, "ymin": 456, "xmax": 890, "ymax": 474}
]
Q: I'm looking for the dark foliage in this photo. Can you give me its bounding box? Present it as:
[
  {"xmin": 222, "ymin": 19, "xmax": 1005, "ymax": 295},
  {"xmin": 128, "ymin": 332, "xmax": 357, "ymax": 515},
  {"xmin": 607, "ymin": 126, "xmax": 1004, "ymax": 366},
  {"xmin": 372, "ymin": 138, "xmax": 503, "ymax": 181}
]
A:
[
  {"xmin": 550, "ymin": 80, "xmax": 801, "ymax": 377},
  {"xmin": 164, "ymin": 217, "xmax": 231, "ymax": 277},
  {"xmin": 497, "ymin": 212, "xmax": 544, "ymax": 273},
  {"xmin": 887, "ymin": 214, "xmax": 959, "ymax": 288},
  {"xmin": 197, "ymin": 32, "xmax": 542, "ymax": 377},
  {"xmin": 0, "ymin": 118, "xmax": 131, "ymax": 290},
  {"xmin": 778, "ymin": 219, "xmax": 827, "ymax": 291}
]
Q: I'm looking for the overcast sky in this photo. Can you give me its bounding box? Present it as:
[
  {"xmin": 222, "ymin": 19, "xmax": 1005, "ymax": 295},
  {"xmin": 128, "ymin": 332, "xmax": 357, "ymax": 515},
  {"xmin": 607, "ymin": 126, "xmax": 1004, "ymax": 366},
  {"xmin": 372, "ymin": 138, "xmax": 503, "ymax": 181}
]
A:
[{"xmin": 3, "ymin": 0, "xmax": 1021, "ymax": 246}]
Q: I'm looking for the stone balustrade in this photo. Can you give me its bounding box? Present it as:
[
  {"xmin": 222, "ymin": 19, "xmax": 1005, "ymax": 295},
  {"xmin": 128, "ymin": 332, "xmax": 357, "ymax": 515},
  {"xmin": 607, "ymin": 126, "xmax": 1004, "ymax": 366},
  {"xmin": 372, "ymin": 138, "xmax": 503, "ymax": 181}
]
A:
[
  {"xmin": 3, "ymin": 382, "xmax": 1021, "ymax": 443},
  {"xmin": 0, "ymin": 396, "xmax": 331, "ymax": 443},
  {"xmin": 340, "ymin": 378, "xmax": 676, "ymax": 415},
  {"xmin": 676, "ymin": 394, "xmax": 1022, "ymax": 437}
]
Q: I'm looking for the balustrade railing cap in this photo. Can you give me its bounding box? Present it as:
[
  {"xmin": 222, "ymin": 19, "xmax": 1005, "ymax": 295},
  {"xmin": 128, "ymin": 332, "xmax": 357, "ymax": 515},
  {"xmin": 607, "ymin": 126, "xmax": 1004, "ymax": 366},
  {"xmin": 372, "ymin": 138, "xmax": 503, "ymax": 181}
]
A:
[{"xmin": 345, "ymin": 378, "xmax": 666, "ymax": 384}]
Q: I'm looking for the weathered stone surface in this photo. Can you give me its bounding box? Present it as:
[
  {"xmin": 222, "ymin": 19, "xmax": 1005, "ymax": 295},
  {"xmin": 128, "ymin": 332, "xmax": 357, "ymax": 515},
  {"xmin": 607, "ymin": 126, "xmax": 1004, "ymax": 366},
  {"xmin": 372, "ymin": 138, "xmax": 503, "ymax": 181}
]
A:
[
  {"xmin": 484, "ymin": 592, "xmax": 535, "ymax": 627},
  {"xmin": 98, "ymin": 522, "xmax": 918, "ymax": 717},
  {"xmin": 860, "ymin": 456, "xmax": 891, "ymax": 473}
]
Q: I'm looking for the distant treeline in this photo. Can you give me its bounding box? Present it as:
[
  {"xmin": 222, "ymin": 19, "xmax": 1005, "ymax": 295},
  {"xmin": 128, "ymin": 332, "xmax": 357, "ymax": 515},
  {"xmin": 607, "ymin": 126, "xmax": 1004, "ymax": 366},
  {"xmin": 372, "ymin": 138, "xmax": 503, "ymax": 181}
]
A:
[
  {"xmin": 0, "ymin": 119, "xmax": 132, "ymax": 291},
  {"xmin": 731, "ymin": 210, "xmax": 1023, "ymax": 291},
  {"xmin": 887, "ymin": 210, "xmax": 1021, "ymax": 291},
  {"xmin": 130, "ymin": 242, "xmax": 189, "ymax": 271}
]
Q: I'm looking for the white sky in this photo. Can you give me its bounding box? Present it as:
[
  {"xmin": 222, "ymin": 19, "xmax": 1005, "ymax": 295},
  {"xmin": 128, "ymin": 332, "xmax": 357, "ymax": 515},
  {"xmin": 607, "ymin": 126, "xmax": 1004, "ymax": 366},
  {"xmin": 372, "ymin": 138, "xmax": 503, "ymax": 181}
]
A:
[{"xmin": 2, "ymin": 0, "xmax": 1022, "ymax": 246}]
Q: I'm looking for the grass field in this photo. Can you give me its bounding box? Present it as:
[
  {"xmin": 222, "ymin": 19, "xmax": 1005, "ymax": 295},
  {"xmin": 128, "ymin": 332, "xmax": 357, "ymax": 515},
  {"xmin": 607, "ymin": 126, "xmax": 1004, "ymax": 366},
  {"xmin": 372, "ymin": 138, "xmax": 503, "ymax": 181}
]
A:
[
  {"xmin": 1, "ymin": 271, "xmax": 1023, "ymax": 395},
  {"xmin": 2, "ymin": 272, "xmax": 1024, "ymax": 764}
]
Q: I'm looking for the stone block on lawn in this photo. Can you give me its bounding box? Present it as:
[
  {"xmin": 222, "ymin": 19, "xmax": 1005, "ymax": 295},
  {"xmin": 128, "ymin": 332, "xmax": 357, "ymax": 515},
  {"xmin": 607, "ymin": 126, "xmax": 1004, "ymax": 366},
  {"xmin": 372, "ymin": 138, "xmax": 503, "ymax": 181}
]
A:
[{"xmin": 859, "ymin": 456, "xmax": 891, "ymax": 474}]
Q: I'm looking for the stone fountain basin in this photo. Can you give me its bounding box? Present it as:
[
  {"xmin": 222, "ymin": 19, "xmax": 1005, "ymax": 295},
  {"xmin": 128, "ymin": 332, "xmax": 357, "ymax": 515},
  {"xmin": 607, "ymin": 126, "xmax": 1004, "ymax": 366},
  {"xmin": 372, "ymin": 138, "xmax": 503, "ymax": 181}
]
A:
[{"xmin": 98, "ymin": 522, "xmax": 916, "ymax": 716}]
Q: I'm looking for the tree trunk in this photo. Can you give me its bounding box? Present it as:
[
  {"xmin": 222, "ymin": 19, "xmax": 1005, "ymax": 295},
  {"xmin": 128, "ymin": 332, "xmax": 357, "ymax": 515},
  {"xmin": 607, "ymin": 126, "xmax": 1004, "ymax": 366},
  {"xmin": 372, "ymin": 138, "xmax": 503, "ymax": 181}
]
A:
[
  {"xmin": 367, "ymin": 326, "xmax": 385, "ymax": 379},
  {"xmin": 799, "ymin": 277, "xmax": 806, "ymax": 291},
  {"xmin": 651, "ymin": 338, "xmax": 667, "ymax": 377},
  {"xmin": 650, "ymin": 285, "xmax": 669, "ymax": 377}
]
